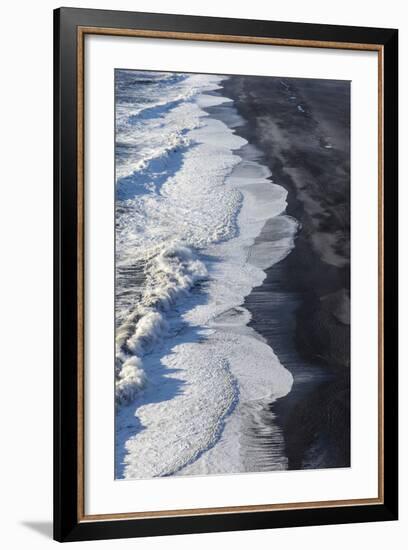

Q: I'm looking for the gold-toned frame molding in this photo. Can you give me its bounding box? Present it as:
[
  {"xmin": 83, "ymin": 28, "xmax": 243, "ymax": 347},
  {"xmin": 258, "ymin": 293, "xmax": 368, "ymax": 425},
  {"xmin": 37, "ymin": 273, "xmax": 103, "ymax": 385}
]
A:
[{"xmin": 77, "ymin": 26, "xmax": 384, "ymax": 523}]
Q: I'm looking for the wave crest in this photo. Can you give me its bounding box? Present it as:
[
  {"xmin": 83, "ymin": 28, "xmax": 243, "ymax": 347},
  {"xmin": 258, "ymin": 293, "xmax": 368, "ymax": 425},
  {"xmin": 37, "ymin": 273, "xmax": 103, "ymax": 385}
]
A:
[{"xmin": 115, "ymin": 243, "xmax": 208, "ymax": 405}]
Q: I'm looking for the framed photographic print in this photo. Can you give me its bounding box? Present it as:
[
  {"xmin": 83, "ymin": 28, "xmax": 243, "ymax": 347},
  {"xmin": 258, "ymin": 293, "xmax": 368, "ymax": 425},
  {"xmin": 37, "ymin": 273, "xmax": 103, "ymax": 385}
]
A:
[{"xmin": 54, "ymin": 7, "xmax": 398, "ymax": 542}]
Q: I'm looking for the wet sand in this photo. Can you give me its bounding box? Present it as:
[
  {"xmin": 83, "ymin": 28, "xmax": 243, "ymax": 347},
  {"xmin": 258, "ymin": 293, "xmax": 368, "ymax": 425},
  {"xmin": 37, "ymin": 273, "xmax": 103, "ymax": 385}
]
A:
[{"xmin": 223, "ymin": 75, "xmax": 351, "ymax": 469}]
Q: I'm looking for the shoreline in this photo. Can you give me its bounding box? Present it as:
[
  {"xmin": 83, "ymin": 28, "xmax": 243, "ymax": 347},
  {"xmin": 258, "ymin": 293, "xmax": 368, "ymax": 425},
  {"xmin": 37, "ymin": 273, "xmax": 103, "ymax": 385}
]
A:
[
  {"xmin": 178, "ymin": 87, "xmax": 297, "ymax": 476},
  {"xmin": 222, "ymin": 75, "xmax": 351, "ymax": 469},
  {"xmin": 115, "ymin": 74, "xmax": 296, "ymax": 478},
  {"xmin": 115, "ymin": 71, "xmax": 351, "ymax": 477}
]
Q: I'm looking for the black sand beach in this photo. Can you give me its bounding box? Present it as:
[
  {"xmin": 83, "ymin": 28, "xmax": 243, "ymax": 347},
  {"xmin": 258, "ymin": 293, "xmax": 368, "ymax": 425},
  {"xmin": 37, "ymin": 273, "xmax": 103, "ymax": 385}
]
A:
[{"xmin": 223, "ymin": 75, "xmax": 351, "ymax": 469}]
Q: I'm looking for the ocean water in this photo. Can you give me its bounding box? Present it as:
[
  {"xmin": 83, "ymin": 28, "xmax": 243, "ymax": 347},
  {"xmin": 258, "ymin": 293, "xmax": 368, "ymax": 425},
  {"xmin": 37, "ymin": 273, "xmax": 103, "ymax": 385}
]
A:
[{"xmin": 115, "ymin": 70, "xmax": 298, "ymax": 479}]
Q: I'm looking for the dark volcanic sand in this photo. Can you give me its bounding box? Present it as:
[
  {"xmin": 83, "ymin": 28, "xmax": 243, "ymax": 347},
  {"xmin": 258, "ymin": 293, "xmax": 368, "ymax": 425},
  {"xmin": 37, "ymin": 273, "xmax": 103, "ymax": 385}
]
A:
[{"xmin": 223, "ymin": 75, "xmax": 351, "ymax": 469}]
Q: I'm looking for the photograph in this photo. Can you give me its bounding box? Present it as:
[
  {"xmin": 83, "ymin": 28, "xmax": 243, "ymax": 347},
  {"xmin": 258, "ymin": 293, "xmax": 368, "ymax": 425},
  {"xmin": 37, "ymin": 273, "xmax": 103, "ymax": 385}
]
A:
[{"xmin": 114, "ymin": 69, "xmax": 351, "ymax": 480}]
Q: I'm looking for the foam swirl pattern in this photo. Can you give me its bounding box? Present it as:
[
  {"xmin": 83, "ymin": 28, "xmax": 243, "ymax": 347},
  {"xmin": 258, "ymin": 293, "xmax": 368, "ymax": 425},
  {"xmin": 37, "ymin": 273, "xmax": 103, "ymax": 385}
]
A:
[{"xmin": 115, "ymin": 71, "xmax": 297, "ymax": 478}]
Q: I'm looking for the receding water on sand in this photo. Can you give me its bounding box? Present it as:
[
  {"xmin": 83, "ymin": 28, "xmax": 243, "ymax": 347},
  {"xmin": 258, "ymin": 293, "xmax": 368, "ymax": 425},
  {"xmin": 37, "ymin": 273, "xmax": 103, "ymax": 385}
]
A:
[{"xmin": 115, "ymin": 72, "xmax": 298, "ymax": 479}]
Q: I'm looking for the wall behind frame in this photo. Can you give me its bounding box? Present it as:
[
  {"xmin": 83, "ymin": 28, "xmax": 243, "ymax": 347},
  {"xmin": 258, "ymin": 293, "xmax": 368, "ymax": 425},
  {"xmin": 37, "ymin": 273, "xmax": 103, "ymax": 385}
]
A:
[{"xmin": 0, "ymin": 0, "xmax": 405, "ymax": 548}]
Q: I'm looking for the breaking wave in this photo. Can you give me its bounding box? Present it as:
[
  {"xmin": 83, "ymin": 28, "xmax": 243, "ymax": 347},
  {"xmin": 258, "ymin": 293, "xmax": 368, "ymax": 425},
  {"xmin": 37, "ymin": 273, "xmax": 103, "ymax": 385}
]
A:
[{"xmin": 115, "ymin": 244, "xmax": 208, "ymax": 404}]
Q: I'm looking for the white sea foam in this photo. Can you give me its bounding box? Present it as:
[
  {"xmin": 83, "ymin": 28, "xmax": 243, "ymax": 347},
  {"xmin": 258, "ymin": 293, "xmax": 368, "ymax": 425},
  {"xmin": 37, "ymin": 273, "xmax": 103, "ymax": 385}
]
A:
[
  {"xmin": 114, "ymin": 71, "xmax": 297, "ymax": 478},
  {"xmin": 115, "ymin": 244, "xmax": 208, "ymax": 404},
  {"xmin": 115, "ymin": 73, "xmax": 244, "ymax": 405}
]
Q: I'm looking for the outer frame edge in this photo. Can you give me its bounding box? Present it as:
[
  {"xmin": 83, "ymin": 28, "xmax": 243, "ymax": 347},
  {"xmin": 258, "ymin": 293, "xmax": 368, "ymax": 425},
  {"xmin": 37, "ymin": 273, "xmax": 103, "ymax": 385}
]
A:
[
  {"xmin": 62, "ymin": 504, "xmax": 397, "ymax": 542},
  {"xmin": 53, "ymin": 7, "xmax": 398, "ymax": 542},
  {"xmin": 53, "ymin": 6, "xmax": 62, "ymax": 543}
]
